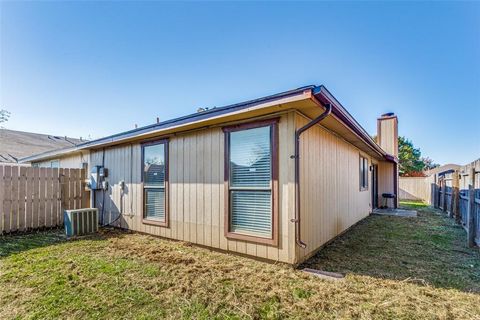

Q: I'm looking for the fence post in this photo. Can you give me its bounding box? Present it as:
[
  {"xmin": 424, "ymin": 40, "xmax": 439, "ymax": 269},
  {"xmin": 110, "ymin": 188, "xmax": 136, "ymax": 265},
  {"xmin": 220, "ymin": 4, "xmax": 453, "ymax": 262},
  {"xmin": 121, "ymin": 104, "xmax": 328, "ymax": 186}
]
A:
[
  {"xmin": 467, "ymin": 184, "xmax": 476, "ymax": 247},
  {"xmin": 451, "ymin": 170, "xmax": 459, "ymax": 219},
  {"xmin": 467, "ymin": 167, "xmax": 476, "ymax": 247},
  {"xmin": 442, "ymin": 179, "xmax": 447, "ymax": 213}
]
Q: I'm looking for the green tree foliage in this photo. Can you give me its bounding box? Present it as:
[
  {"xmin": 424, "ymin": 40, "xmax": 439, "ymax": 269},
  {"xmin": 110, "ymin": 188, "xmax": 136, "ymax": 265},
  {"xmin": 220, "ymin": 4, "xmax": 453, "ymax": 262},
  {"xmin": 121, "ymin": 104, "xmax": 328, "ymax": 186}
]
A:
[
  {"xmin": 398, "ymin": 136, "xmax": 438, "ymax": 176},
  {"xmin": 0, "ymin": 109, "xmax": 10, "ymax": 126}
]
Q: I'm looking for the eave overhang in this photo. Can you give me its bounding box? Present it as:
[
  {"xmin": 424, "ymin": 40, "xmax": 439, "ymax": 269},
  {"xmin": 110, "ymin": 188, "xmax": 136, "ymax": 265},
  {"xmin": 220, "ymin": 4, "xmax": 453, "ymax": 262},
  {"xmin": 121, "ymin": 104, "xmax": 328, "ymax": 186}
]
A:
[{"xmin": 19, "ymin": 85, "xmax": 396, "ymax": 164}]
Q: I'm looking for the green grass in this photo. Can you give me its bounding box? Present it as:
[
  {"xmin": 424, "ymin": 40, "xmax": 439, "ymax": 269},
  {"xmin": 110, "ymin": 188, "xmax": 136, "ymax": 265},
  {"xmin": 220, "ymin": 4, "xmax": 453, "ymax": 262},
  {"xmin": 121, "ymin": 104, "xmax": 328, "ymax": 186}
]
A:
[
  {"xmin": 1, "ymin": 202, "xmax": 479, "ymax": 319},
  {"xmin": 303, "ymin": 201, "xmax": 480, "ymax": 292}
]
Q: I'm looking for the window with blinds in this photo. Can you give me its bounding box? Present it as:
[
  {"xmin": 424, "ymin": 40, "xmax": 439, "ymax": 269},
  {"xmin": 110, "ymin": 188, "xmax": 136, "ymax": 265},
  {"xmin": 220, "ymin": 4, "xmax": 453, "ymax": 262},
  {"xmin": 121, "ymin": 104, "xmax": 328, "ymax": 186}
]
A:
[
  {"xmin": 360, "ymin": 155, "xmax": 368, "ymax": 191},
  {"xmin": 227, "ymin": 124, "xmax": 274, "ymax": 239},
  {"xmin": 143, "ymin": 141, "xmax": 168, "ymax": 224}
]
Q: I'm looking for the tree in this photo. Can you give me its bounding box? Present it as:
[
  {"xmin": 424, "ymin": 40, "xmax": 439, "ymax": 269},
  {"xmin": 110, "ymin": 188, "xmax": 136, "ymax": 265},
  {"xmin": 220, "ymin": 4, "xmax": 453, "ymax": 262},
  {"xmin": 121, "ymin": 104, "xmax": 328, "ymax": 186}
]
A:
[
  {"xmin": 398, "ymin": 136, "xmax": 438, "ymax": 176},
  {"xmin": 0, "ymin": 109, "xmax": 10, "ymax": 127},
  {"xmin": 421, "ymin": 156, "xmax": 439, "ymax": 171}
]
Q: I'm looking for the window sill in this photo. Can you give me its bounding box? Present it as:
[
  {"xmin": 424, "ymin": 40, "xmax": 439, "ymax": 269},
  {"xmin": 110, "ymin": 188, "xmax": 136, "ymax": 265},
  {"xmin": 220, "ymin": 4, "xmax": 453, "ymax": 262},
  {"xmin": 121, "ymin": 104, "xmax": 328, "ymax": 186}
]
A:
[
  {"xmin": 142, "ymin": 218, "xmax": 169, "ymax": 228},
  {"xmin": 360, "ymin": 187, "xmax": 369, "ymax": 192},
  {"xmin": 225, "ymin": 231, "xmax": 278, "ymax": 246}
]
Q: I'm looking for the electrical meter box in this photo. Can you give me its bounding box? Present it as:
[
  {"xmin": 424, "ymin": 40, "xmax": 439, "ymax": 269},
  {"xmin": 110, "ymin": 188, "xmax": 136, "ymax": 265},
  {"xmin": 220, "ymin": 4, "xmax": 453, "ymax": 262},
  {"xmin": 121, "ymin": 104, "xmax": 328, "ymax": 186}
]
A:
[
  {"xmin": 90, "ymin": 166, "xmax": 103, "ymax": 190},
  {"xmin": 99, "ymin": 167, "xmax": 108, "ymax": 178}
]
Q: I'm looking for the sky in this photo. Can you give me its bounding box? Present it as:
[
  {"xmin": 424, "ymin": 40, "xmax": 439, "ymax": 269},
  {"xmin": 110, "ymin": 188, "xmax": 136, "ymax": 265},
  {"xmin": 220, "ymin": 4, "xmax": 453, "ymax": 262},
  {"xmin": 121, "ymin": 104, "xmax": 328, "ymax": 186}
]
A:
[{"xmin": 1, "ymin": 1, "xmax": 479, "ymax": 165}]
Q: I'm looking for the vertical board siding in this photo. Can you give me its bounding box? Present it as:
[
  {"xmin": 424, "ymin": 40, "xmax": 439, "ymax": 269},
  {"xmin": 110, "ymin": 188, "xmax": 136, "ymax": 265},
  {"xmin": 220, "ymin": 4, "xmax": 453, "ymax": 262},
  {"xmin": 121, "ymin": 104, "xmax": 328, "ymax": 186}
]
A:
[
  {"xmin": 33, "ymin": 152, "xmax": 89, "ymax": 169},
  {"xmin": 378, "ymin": 118, "xmax": 398, "ymax": 157},
  {"xmin": 378, "ymin": 161, "xmax": 395, "ymax": 206},
  {"xmin": 90, "ymin": 113, "xmax": 296, "ymax": 263},
  {"xmin": 0, "ymin": 165, "xmax": 87, "ymax": 233},
  {"xmin": 295, "ymin": 113, "xmax": 373, "ymax": 263}
]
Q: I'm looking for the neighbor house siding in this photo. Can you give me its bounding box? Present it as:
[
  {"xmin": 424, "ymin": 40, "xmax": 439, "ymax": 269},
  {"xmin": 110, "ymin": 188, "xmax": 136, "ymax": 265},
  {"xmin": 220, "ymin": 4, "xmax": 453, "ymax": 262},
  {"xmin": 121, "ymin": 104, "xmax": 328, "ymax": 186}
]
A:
[
  {"xmin": 295, "ymin": 113, "xmax": 372, "ymax": 263},
  {"xmin": 33, "ymin": 152, "xmax": 89, "ymax": 169},
  {"xmin": 89, "ymin": 112, "xmax": 297, "ymax": 263}
]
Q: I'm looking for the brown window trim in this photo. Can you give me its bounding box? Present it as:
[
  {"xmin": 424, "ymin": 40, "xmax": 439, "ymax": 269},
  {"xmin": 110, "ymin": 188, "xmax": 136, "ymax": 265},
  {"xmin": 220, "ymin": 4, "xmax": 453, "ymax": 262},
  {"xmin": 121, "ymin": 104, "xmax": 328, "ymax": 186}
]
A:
[
  {"xmin": 359, "ymin": 154, "xmax": 369, "ymax": 192},
  {"xmin": 223, "ymin": 117, "xmax": 279, "ymax": 246},
  {"xmin": 141, "ymin": 138, "xmax": 170, "ymax": 228}
]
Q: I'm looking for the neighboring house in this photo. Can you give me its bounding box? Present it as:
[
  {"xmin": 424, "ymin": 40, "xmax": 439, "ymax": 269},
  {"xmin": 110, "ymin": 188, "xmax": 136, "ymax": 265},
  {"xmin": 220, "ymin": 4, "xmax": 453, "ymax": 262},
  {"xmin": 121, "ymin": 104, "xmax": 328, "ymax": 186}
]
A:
[
  {"xmin": 425, "ymin": 163, "xmax": 461, "ymax": 178},
  {"xmin": 20, "ymin": 85, "xmax": 399, "ymax": 264},
  {"xmin": 0, "ymin": 129, "xmax": 86, "ymax": 167}
]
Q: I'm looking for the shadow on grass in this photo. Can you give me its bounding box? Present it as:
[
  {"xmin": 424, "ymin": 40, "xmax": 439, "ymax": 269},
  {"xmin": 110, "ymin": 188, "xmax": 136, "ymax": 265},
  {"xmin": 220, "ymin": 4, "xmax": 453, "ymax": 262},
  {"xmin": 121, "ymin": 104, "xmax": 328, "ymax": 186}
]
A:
[
  {"xmin": 0, "ymin": 228, "xmax": 129, "ymax": 259},
  {"xmin": 301, "ymin": 201, "xmax": 480, "ymax": 294}
]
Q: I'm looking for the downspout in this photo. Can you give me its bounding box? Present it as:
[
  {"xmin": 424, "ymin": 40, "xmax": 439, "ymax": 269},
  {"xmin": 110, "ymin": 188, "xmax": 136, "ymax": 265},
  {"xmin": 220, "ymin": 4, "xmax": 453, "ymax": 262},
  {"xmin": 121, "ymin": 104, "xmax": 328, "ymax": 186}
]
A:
[
  {"xmin": 393, "ymin": 161, "xmax": 398, "ymax": 209},
  {"xmin": 292, "ymin": 98, "xmax": 332, "ymax": 248}
]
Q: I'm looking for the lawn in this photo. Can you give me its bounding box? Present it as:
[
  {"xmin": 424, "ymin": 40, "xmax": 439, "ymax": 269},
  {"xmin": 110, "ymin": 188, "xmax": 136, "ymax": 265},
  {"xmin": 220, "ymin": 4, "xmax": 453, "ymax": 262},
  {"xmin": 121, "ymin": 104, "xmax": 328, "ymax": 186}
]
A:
[{"xmin": 1, "ymin": 202, "xmax": 479, "ymax": 319}]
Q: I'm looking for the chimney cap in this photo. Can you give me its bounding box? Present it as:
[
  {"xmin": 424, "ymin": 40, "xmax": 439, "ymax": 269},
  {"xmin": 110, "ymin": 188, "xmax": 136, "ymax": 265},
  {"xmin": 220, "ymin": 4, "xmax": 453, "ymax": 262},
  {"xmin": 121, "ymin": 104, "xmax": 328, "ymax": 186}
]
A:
[{"xmin": 381, "ymin": 112, "xmax": 395, "ymax": 117}]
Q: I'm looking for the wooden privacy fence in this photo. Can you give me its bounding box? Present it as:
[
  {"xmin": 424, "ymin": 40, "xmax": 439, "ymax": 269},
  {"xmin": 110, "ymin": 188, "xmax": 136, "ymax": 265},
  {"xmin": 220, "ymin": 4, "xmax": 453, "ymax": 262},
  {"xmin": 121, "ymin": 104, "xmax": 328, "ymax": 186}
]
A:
[
  {"xmin": 432, "ymin": 161, "xmax": 480, "ymax": 247},
  {"xmin": 399, "ymin": 176, "xmax": 434, "ymax": 203},
  {"xmin": 0, "ymin": 165, "xmax": 89, "ymax": 234}
]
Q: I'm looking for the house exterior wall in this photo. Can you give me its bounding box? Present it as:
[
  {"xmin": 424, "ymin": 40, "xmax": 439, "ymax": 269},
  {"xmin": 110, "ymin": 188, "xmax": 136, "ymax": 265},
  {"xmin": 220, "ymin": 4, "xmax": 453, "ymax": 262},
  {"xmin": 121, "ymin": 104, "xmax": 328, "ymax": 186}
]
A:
[
  {"xmin": 32, "ymin": 152, "xmax": 88, "ymax": 169},
  {"xmin": 89, "ymin": 112, "xmax": 297, "ymax": 263},
  {"xmin": 295, "ymin": 113, "xmax": 374, "ymax": 263},
  {"xmin": 378, "ymin": 160, "xmax": 396, "ymax": 205}
]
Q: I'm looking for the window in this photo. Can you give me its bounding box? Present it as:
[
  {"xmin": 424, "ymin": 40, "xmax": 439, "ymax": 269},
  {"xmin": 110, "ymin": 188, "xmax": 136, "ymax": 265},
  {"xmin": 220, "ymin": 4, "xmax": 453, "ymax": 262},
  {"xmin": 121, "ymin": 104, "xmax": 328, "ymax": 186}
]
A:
[
  {"xmin": 142, "ymin": 140, "xmax": 169, "ymax": 226},
  {"xmin": 223, "ymin": 119, "xmax": 278, "ymax": 245},
  {"xmin": 359, "ymin": 155, "xmax": 368, "ymax": 191},
  {"xmin": 50, "ymin": 160, "xmax": 60, "ymax": 168}
]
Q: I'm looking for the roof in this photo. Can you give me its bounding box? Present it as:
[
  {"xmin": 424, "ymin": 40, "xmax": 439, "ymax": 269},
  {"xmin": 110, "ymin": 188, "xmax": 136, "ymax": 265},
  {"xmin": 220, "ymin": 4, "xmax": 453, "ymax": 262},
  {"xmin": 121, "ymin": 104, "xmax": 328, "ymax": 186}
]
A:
[
  {"xmin": 425, "ymin": 164, "xmax": 461, "ymax": 176},
  {"xmin": 0, "ymin": 129, "xmax": 85, "ymax": 163},
  {"xmin": 19, "ymin": 85, "xmax": 395, "ymax": 163}
]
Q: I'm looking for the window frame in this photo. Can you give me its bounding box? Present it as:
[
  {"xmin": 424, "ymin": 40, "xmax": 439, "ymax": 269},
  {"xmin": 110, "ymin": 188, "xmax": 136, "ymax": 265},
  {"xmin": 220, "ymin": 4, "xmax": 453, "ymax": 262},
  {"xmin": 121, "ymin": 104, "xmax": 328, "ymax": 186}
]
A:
[
  {"xmin": 50, "ymin": 160, "xmax": 60, "ymax": 168},
  {"xmin": 223, "ymin": 118, "xmax": 279, "ymax": 246},
  {"xmin": 141, "ymin": 139, "xmax": 169, "ymax": 227},
  {"xmin": 359, "ymin": 154, "xmax": 369, "ymax": 191}
]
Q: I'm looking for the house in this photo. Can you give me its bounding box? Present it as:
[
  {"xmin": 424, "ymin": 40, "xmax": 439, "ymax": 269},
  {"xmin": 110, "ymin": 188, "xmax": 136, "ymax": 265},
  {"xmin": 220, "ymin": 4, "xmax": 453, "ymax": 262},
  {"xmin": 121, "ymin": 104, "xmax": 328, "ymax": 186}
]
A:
[
  {"xmin": 20, "ymin": 85, "xmax": 398, "ymax": 264},
  {"xmin": 425, "ymin": 164, "xmax": 461, "ymax": 178},
  {"xmin": 0, "ymin": 129, "xmax": 85, "ymax": 166}
]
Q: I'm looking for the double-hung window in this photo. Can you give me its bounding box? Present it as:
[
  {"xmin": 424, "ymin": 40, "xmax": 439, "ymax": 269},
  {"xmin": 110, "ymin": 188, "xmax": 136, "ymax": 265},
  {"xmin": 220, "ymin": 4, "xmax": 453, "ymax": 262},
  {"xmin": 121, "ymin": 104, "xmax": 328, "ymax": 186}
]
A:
[
  {"xmin": 142, "ymin": 140, "xmax": 169, "ymax": 226},
  {"xmin": 223, "ymin": 119, "xmax": 278, "ymax": 246},
  {"xmin": 359, "ymin": 155, "xmax": 368, "ymax": 191}
]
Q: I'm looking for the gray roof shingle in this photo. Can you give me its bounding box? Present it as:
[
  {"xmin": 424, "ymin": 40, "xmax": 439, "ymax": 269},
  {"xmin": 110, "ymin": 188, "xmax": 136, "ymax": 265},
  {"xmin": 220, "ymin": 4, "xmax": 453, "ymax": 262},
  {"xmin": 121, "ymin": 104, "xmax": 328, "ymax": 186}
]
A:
[{"xmin": 0, "ymin": 129, "xmax": 85, "ymax": 163}]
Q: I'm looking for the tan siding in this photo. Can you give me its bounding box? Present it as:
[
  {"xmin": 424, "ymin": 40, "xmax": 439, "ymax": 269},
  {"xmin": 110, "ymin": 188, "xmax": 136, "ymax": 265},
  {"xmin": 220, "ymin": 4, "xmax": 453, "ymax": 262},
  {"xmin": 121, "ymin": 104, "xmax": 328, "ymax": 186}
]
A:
[
  {"xmin": 89, "ymin": 113, "xmax": 296, "ymax": 263},
  {"xmin": 33, "ymin": 152, "xmax": 89, "ymax": 169},
  {"xmin": 378, "ymin": 160, "xmax": 394, "ymax": 203},
  {"xmin": 295, "ymin": 113, "xmax": 372, "ymax": 263},
  {"xmin": 378, "ymin": 117, "xmax": 398, "ymax": 157}
]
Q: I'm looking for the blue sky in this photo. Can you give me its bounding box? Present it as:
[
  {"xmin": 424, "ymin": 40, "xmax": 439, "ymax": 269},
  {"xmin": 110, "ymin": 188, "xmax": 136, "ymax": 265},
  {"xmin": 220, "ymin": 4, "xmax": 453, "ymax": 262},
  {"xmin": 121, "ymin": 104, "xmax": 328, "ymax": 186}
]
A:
[{"xmin": 1, "ymin": 1, "xmax": 479, "ymax": 165}]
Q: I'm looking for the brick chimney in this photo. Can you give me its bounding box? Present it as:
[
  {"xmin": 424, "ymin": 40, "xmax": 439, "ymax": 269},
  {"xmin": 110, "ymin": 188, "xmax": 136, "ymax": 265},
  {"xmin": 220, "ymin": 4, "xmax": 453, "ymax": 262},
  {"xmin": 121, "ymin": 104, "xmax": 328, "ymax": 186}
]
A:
[{"xmin": 377, "ymin": 112, "xmax": 398, "ymax": 157}]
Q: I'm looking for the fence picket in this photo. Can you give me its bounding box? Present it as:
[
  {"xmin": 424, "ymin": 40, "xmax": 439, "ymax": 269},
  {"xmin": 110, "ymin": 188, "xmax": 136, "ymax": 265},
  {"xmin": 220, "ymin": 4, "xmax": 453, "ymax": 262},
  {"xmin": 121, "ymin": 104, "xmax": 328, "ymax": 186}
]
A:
[
  {"xmin": 18, "ymin": 167, "xmax": 27, "ymax": 231},
  {"xmin": 0, "ymin": 166, "xmax": 4, "ymax": 232},
  {"xmin": 25, "ymin": 167, "xmax": 33, "ymax": 230},
  {"xmin": 32, "ymin": 168, "xmax": 40, "ymax": 229},
  {"xmin": 3, "ymin": 166, "xmax": 12, "ymax": 233},
  {"xmin": 0, "ymin": 165, "xmax": 87, "ymax": 233},
  {"xmin": 11, "ymin": 166, "xmax": 19, "ymax": 232}
]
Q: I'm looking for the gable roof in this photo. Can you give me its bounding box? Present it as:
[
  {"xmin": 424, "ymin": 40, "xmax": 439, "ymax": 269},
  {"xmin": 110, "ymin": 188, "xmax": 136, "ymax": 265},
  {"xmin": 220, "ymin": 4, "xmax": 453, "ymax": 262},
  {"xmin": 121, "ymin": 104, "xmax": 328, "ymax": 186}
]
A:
[
  {"xmin": 425, "ymin": 164, "xmax": 461, "ymax": 176},
  {"xmin": 19, "ymin": 85, "xmax": 395, "ymax": 163},
  {"xmin": 0, "ymin": 129, "xmax": 84, "ymax": 163}
]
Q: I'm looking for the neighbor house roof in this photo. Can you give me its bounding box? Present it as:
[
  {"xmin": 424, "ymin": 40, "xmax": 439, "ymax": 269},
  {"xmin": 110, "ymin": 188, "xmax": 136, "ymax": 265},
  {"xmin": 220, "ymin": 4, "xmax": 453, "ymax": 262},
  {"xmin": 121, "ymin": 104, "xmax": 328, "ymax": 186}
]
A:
[
  {"xmin": 19, "ymin": 85, "xmax": 396, "ymax": 163},
  {"xmin": 425, "ymin": 164, "xmax": 461, "ymax": 176},
  {"xmin": 0, "ymin": 129, "xmax": 85, "ymax": 163}
]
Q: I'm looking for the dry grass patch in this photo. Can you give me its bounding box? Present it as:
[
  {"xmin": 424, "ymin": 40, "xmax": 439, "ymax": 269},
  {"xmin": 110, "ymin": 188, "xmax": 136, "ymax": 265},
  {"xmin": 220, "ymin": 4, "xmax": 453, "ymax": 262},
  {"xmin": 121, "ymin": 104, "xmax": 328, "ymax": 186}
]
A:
[{"xmin": 1, "ymin": 202, "xmax": 479, "ymax": 319}]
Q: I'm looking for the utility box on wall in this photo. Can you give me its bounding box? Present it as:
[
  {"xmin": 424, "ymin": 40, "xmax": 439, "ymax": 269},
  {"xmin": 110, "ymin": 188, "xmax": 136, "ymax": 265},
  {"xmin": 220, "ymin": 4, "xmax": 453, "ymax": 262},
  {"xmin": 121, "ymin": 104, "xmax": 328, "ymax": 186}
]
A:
[{"xmin": 90, "ymin": 166, "xmax": 108, "ymax": 190}]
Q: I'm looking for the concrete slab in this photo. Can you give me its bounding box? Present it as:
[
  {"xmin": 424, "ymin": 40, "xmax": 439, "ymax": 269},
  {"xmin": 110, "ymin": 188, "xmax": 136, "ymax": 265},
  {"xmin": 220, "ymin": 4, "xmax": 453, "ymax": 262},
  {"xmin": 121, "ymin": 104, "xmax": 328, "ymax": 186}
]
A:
[
  {"xmin": 302, "ymin": 268, "xmax": 345, "ymax": 281},
  {"xmin": 373, "ymin": 208, "xmax": 417, "ymax": 217}
]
